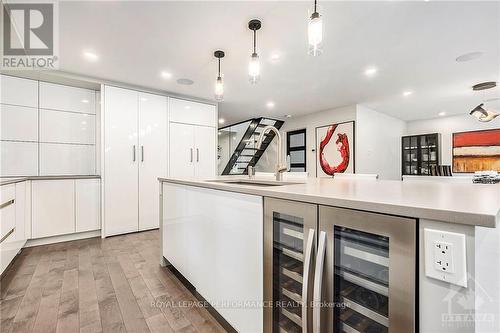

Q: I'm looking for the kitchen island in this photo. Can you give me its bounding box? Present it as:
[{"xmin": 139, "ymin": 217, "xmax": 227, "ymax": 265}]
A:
[{"xmin": 159, "ymin": 176, "xmax": 500, "ymax": 333}]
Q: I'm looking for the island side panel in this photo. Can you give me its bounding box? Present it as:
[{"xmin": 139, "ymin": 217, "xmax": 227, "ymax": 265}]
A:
[{"xmin": 161, "ymin": 182, "xmax": 264, "ymax": 333}]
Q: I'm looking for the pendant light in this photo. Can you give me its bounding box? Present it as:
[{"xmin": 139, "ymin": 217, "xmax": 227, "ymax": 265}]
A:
[
  {"xmin": 469, "ymin": 81, "xmax": 499, "ymax": 122},
  {"xmin": 248, "ymin": 19, "xmax": 262, "ymax": 84},
  {"xmin": 214, "ymin": 50, "xmax": 225, "ymax": 101},
  {"xmin": 308, "ymin": 0, "xmax": 323, "ymax": 56}
]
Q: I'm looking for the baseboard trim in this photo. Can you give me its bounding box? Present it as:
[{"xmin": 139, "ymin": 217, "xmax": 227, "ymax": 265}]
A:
[
  {"xmin": 163, "ymin": 258, "xmax": 238, "ymax": 333},
  {"xmin": 25, "ymin": 230, "xmax": 101, "ymax": 247}
]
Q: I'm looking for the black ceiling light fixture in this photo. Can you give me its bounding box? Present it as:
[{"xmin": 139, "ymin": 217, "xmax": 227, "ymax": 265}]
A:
[
  {"xmin": 308, "ymin": 0, "xmax": 323, "ymax": 56},
  {"xmin": 248, "ymin": 19, "xmax": 261, "ymax": 84},
  {"xmin": 470, "ymin": 81, "xmax": 499, "ymax": 122},
  {"xmin": 214, "ymin": 50, "xmax": 225, "ymax": 101}
]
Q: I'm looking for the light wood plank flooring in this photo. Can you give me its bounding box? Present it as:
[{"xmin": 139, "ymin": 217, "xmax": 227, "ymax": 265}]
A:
[{"xmin": 0, "ymin": 230, "xmax": 227, "ymax": 333}]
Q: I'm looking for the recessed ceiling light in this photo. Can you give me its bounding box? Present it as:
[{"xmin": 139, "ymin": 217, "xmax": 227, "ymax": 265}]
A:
[
  {"xmin": 218, "ymin": 118, "xmax": 225, "ymax": 124},
  {"xmin": 177, "ymin": 78, "xmax": 194, "ymax": 85},
  {"xmin": 403, "ymin": 91, "xmax": 413, "ymax": 97},
  {"xmin": 81, "ymin": 99, "xmax": 89, "ymax": 103},
  {"xmin": 266, "ymin": 101, "xmax": 275, "ymax": 109},
  {"xmin": 161, "ymin": 71, "xmax": 172, "ymax": 79},
  {"xmin": 285, "ymin": 114, "xmax": 292, "ymax": 118},
  {"xmin": 83, "ymin": 51, "xmax": 98, "ymax": 61},
  {"xmin": 456, "ymin": 52, "xmax": 483, "ymax": 62},
  {"xmin": 364, "ymin": 67, "xmax": 378, "ymax": 77},
  {"xmin": 438, "ymin": 111, "xmax": 446, "ymax": 116},
  {"xmin": 270, "ymin": 53, "xmax": 280, "ymax": 61},
  {"xmin": 184, "ymin": 105, "xmax": 191, "ymax": 110}
]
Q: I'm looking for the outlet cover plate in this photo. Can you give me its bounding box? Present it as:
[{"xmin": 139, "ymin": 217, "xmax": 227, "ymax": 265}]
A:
[{"xmin": 424, "ymin": 228, "xmax": 467, "ymax": 287}]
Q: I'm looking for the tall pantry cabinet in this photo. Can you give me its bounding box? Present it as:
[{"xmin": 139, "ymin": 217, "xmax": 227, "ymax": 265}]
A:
[
  {"xmin": 103, "ymin": 86, "xmax": 168, "ymax": 236},
  {"xmin": 103, "ymin": 86, "xmax": 217, "ymax": 237}
]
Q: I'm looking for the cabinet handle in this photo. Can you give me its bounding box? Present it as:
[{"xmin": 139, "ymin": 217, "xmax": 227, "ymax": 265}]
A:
[
  {"xmin": 196, "ymin": 148, "xmax": 199, "ymax": 162},
  {"xmin": 132, "ymin": 145, "xmax": 136, "ymax": 162},
  {"xmin": 141, "ymin": 146, "xmax": 144, "ymax": 162},
  {"xmin": 302, "ymin": 228, "xmax": 315, "ymax": 333},
  {"xmin": 313, "ymin": 231, "xmax": 326, "ymax": 333},
  {"xmin": 0, "ymin": 227, "xmax": 15, "ymax": 244},
  {"xmin": 0, "ymin": 199, "xmax": 15, "ymax": 210},
  {"xmin": 190, "ymin": 148, "xmax": 193, "ymax": 163}
]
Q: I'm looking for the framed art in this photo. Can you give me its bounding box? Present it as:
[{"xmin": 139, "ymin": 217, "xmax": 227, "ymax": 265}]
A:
[
  {"xmin": 452, "ymin": 128, "xmax": 500, "ymax": 173},
  {"xmin": 315, "ymin": 121, "xmax": 355, "ymax": 177}
]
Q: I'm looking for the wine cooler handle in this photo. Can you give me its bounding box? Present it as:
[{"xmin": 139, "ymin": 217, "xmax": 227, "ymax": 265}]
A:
[
  {"xmin": 302, "ymin": 228, "xmax": 315, "ymax": 333},
  {"xmin": 313, "ymin": 231, "xmax": 327, "ymax": 333},
  {"xmin": 190, "ymin": 148, "xmax": 193, "ymax": 163}
]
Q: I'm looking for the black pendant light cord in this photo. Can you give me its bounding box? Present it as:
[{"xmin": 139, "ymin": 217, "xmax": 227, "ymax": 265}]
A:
[
  {"xmin": 218, "ymin": 58, "xmax": 221, "ymax": 77},
  {"xmin": 253, "ymin": 30, "xmax": 256, "ymax": 54},
  {"xmin": 314, "ymin": 0, "xmax": 318, "ymax": 14}
]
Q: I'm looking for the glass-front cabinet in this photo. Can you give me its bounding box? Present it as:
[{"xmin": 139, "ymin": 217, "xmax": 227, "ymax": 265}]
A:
[
  {"xmin": 264, "ymin": 198, "xmax": 417, "ymax": 333},
  {"xmin": 402, "ymin": 133, "xmax": 440, "ymax": 176},
  {"xmin": 264, "ymin": 198, "xmax": 317, "ymax": 333},
  {"xmin": 317, "ymin": 206, "xmax": 416, "ymax": 333}
]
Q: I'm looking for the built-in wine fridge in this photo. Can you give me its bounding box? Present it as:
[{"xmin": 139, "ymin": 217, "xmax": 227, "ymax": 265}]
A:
[{"xmin": 264, "ymin": 198, "xmax": 416, "ymax": 333}]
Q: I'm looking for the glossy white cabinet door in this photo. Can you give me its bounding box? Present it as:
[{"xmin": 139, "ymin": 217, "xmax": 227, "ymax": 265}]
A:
[
  {"xmin": 40, "ymin": 109, "xmax": 96, "ymax": 144},
  {"xmin": 40, "ymin": 82, "xmax": 96, "ymax": 114},
  {"xmin": 194, "ymin": 125, "xmax": 216, "ymax": 179},
  {"xmin": 0, "ymin": 104, "xmax": 38, "ymax": 141},
  {"xmin": 162, "ymin": 183, "xmax": 263, "ymax": 332},
  {"xmin": 75, "ymin": 179, "xmax": 101, "ymax": 233},
  {"xmin": 104, "ymin": 86, "xmax": 139, "ymax": 236},
  {"xmin": 169, "ymin": 98, "xmax": 217, "ymax": 127},
  {"xmin": 39, "ymin": 143, "xmax": 95, "ymax": 175},
  {"xmin": 138, "ymin": 92, "xmax": 167, "ymax": 231},
  {"xmin": 0, "ymin": 75, "xmax": 38, "ymax": 108},
  {"xmin": 169, "ymin": 122, "xmax": 195, "ymax": 178},
  {"xmin": 0, "ymin": 141, "xmax": 38, "ymax": 176},
  {"xmin": 32, "ymin": 180, "xmax": 75, "ymax": 238}
]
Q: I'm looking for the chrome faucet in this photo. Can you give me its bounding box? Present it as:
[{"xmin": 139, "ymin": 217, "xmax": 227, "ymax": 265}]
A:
[{"xmin": 256, "ymin": 125, "xmax": 287, "ymax": 181}]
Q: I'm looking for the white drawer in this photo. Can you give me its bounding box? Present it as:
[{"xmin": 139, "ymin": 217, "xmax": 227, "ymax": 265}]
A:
[
  {"xmin": 0, "ymin": 185, "xmax": 16, "ymax": 241},
  {"xmin": 0, "ymin": 75, "xmax": 38, "ymax": 108},
  {"xmin": 40, "ymin": 82, "xmax": 96, "ymax": 114}
]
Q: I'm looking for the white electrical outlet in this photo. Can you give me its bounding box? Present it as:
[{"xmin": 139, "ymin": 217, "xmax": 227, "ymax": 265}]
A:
[{"xmin": 424, "ymin": 228, "xmax": 467, "ymax": 287}]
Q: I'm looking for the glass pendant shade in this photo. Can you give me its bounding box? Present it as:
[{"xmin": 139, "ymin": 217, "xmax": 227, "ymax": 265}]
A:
[
  {"xmin": 248, "ymin": 53, "xmax": 260, "ymax": 84},
  {"xmin": 214, "ymin": 76, "xmax": 224, "ymax": 101},
  {"xmin": 308, "ymin": 12, "xmax": 323, "ymax": 56}
]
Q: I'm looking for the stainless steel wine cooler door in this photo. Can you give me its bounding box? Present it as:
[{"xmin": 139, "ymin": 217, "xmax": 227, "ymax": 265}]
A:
[
  {"xmin": 316, "ymin": 206, "xmax": 416, "ymax": 333},
  {"xmin": 264, "ymin": 198, "xmax": 318, "ymax": 333}
]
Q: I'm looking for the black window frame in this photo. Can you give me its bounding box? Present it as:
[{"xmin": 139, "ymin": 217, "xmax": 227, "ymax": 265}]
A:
[{"xmin": 286, "ymin": 128, "xmax": 307, "ymax": 172}]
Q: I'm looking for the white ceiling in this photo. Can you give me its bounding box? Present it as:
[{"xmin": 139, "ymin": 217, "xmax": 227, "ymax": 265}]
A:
[{"xmin": 52, "ymin": 1, "xmax": 500, "ymax": 124}]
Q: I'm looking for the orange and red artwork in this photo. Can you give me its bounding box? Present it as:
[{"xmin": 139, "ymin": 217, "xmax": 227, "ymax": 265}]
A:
[
  {"xmin": 452, "ymin": 129, "xmax": 500, "ymax": 173},
  {"xmin": 316, "ymin": 121, "xmax": 355, "ymax": 177}
]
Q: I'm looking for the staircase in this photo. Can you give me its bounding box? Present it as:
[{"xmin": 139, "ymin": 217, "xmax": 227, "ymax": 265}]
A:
[{"xmin": 220, "ymin": 117, "xmax": 284, "ymax": 175}]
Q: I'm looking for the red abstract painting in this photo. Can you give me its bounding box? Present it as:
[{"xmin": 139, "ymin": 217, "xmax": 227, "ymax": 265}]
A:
[
  {"xmin": 452, "ymin": 129, "xmax": 500, "ymax": 173},
  {"xmin": 316, "ymin": 121, "xmax": 354, "ymax": 177}
]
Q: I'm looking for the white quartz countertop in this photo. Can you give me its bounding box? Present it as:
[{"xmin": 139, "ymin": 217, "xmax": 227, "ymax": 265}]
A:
[
  {"xmin": 1, "ymin": 175, "xmax": 101, "ymax": 186},
  {"xmin": 158, "ymin": 176, "xmax": 500, "ymax": 228}
]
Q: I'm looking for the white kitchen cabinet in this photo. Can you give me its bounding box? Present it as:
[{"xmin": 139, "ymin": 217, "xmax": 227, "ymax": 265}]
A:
[
  {"xmin": 169, "ymin": 98, "xmax": 216, "ymax": 127},
  {"xmin": 194, "ymin": 125, "xmax": 216, "ymax": 179},
  {"xmin": 169, "ymin": 123, "xmax": 216, "ymax": 179},
  {"xmin": 104, "ymin": 86, "xmax": 139, "ymax": 236},
  {"xmin": 169, "ymin": 122, "xmax": 196, "ymax": 178},
  {"xmin": 39, "ymin": 82, "xmax": 96, "ymax": 114},
  {"xmin": 138, "ymin": 92, "xmax": 167, "ymax": 231},
  {"xmin": 40, "ymin": 109, "xmax": 96, "ymax": 144},
  {"xmin": 0, "ymin": 141, "xmax": 38, "ymax": 176},
  {"xmin": 14, "ymin": 182, "xmax": 27, "ymax": 243},
  {"xmin": 32, "ymin": 180, "xmax": 75, "ymax": 238},
  {"xmin": 40, "ymin": 143, "xmax": 95, "ymax": 175},
  {"xmin": 0, "ymin": 104, "xmax": 38, "ymax": 141},
  {"xmin": 76, "ymin": 179, "xmax": 101, "ymax": 232},
  {"xmin": 0, "ymin": 75, "xmax": 38, "ymax": 108}
]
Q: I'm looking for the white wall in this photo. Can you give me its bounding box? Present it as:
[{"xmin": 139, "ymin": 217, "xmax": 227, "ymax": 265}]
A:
[
  {"xmin": 356, "ymin": 105, "xmax": 407, "ymax": 180},
  {"xmin": 406, "ymin": 114, "xmax": 500, "ymax": 167},
  {"xmin": 256, "ymin": 105, "xmax": 357, "ymax": 174}
]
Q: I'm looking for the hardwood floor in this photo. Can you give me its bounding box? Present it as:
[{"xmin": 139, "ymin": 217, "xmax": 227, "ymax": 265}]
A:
[{"xmin": 0, "ymin": 230, "xmax": 227, "ymax": 333}]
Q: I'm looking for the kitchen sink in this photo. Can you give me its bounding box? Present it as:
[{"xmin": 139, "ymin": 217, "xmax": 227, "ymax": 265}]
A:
[{"xmin": 208, "ymin": 179, "xmax": 301, "ymax": 187}]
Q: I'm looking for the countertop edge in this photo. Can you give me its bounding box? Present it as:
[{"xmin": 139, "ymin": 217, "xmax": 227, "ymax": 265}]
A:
[
  {"xmin": 158, "ymin": 177, "xmax": 498, "ymax": 228},
  {"xmin": 1, "ymin": 175, "xmax": 101, "ymax": 186}
]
